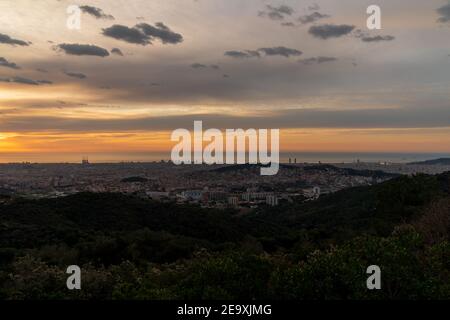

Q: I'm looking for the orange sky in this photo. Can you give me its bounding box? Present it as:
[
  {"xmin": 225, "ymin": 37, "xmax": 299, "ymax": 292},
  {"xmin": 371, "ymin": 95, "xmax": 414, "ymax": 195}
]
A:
[{"xmin": 1, "ymin": 0, "xmax": 450, "ymax": 162}]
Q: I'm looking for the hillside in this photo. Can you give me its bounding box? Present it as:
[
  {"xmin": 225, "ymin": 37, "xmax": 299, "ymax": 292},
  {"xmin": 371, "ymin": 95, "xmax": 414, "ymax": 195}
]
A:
[
  {"xmin": 409, "ymin": 158, "xmax": 450, "ymax": 165},
  {"xmin": 210, "ymin": 163, "xmax": 398, "ymax": 179},
  {"xmin": 0, "ymin": 172, "xmax": 449, "ymax": 299}
]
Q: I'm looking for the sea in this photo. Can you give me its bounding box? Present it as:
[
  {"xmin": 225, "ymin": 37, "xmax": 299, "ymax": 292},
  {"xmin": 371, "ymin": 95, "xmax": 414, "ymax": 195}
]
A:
[{"xmin": 1, "ymin": 152, "xmax": 449, "ymax": 164}]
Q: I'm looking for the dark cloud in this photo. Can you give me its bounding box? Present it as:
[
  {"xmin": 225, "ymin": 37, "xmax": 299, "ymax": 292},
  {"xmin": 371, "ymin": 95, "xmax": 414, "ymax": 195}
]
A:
[
  {"xmin": 225, "ymin": 50, "xmax": 261, "ymax": 59},
  {"xmin": 354, "ymin": 30, "xmax": 395, "ymax": 43},
  {"xmin": 79, "ymin": 5, "xmax": 114, "ymax": 20},
  {"xmin": 437, "ymin": 2, "xmax": 450, "ymax": 23},
  {"xmin": 299, "ymin": 12, "xmax": 330, "ymax": 24},
  {"xmin": 136, "ymin": 22, "xmax": 183, "ymax": 44},
  {"xmin": 111, "ymin": 48, "xmax": 124, "ymax": 56},
  {"xmin": 102, "ymin": 22, "xmax": 183, "ymax": 45},
  {"xmin": 299, "ymin": 56, "xmax": 337, "ymax": 65},
  {"xmin": 191, "ymin": 63, "xmax": 208, "ymax": 69},
  {"xmin": 0, "ymin": 33, "xmax": 30, "ymax": 46},
  {"xmin": 361, "ymin": 35, "xmax": 395, "ymax": 42},
  {"xmin": 308, "ymin": 24, "xmax": 355, "ymax": 39},
  {"xmin": 36, "ymin": 80, "xmax": 53, "ymax": 85},
  {"xmin": 36, "ymin": 68, "xmax": 48, "ymax": 73},
  {"xmin": 308, "ymin": 4, "xmax": 320, "ymax": 11},
  {"xmin": 268, "ymin": 5, "xmax": 294, "ymax": 15},
  {"xmin": 281, "ymin": 22, "xmax": 296, "ymax": 27},
  {"xmin": 63, "ymin": 71, "xmax": 87, "ymax": 79},
  {"xmin": 258, "ymin": 47, "xmax": 303, "ymax": 58},
  {"xmin": 57, "ymin": 43, "xmax": 110, "ymax": 57},
  {"xmin": 0, "ymin": 57, "xmax": 21, "ymax": 70},
  {"xmin": 258, "ymin": 5, "xmax": 294, "ymax": 21},
  {"xmin": 0, "ymin": 76, "xmax": 51, "ymax": 85},
  {"xmin": 191, "ymin": 63, "xmax": 220, "ymax": 70},
  {"xmin": 102, "ymin": 25, "xmax": 150, "ymax": 45},
  {"xmin": 225, "ymin": 47, "xmax": 302, "ymax": 59}
]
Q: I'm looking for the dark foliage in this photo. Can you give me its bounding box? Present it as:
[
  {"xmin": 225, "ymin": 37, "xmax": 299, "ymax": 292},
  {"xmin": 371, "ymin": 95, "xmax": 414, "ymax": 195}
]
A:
[{"xmin": 0, "ymin": 173, "xmax": 449, "ymax": 299}]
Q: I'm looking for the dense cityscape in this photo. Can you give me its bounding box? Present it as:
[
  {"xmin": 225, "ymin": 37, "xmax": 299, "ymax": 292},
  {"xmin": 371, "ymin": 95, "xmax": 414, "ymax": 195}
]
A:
[{"xmin": 2, "ymin": 158, "xmax": 450, "ymax": 209}]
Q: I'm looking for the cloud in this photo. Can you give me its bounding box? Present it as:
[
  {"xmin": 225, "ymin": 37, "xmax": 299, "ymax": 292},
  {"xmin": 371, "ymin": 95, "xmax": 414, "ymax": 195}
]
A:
[
  {"xmin": 225, "ymin": 50, "xmax": 261, "ymax": 59},
  {"xmin": 299, "ymin": 12, "xmax": 330, "ymax": 24},
  {"xmin": 4, "ymin": 104, "xmax": 450, "ymax": 132},
  {"xmin": 281, "ymin": 22, "xmax": 296, "ymax": 27},
  {"xmin": 258, "ymin": 5, "xmax": 294, "ymax": 21},
  {"xmin": 361, "ymin": 35, "xmax": 395, "ymax": 42},
  {"xmin": 225, "ymin": 47, "xmax": 302, "ymax": 59},
  {"xmin": 0, "ymin": 33, "xmax": 30, "ymax": 46},
  {"xmin": 268, "ymin": 5, "xmax": 294, "ymax": 15},
  {"xmin": 308, "ymin": 4, "xmax": 320, "ymax": 11},
  {"xmin": 36, "ymin": 80, "xmax": 53, "ymax": 85},
  {"xmin": 437, "ymin": 2, "xmax": 450, "ymax": 23},
  {"xmin": 299, "ymin": 56, "xmax": 337, "ymax": 65},
  {"xmin": 102, "ymin": 25, "xmax": 150, "ymax": 45},
  {"xmin": 111, "ymin": 48, "xmax": 124, "ymax": 56},
  {"xmin": 79, "ymin": 5, "xmax": 114, "ymax": 20},
  {"xmin": 0, "ymin": 57, "xmax": 21, "ymax": 69},
  {"xmin": 191, "ymin": 63, "xmax": 208, "ymax": 69},
  {"xmin": 0, "ymin": 76, "xmax": 52, "ymax": 85},
  {"xmin": 102, "ymin": 23, "xmax": 183, "ymax": 45},
  {"xmin": 136, "ymin": 22, "xmax": 183, "ymax": 44},
  {"xmin": 63, "ymin": 71, "xmax": 87, "ymax": 79},
  {"xmin": 258, "ymin": 47, "xmax": 303, "ymax": 57},
  {"xmin": 354, "ymin": 30, "xmax": 395, "ymax": 43},
  {"xmin": 57, "ymin": 43, "xmax": 110, "ymax": 57},
  {"xmin": 191, "ymin": 63, "xmax": 220, "ymax": 70},
  {"xmin": 308, "ymin": 24, "xmax": 355, "ymax": 39}
]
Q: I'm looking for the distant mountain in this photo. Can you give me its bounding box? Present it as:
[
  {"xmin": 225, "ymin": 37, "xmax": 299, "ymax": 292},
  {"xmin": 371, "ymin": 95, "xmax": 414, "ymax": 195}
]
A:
[
  {"xmin": 303, "ymin": 164, "xmax": 399, "ymax": 178},
  {"xmin": 210, "ymin": 163, "xmax": 398, "ymax": 178},
  {"xmin": 409, "ymin": 158, "xmax": 450, "ymax": 165}
]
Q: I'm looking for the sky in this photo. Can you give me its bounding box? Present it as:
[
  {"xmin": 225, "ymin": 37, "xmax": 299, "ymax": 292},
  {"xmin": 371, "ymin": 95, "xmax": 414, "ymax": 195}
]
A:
[{"xmin": 0, "ymin": 0, "xmax": 450, "ymax": 162}]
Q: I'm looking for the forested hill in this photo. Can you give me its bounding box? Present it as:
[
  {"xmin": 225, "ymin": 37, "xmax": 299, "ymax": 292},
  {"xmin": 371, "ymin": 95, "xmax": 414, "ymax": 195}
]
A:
[
  {"xmin": 1, "ymin": 172, "xmax": 447, "ymax": 250},
  {"xmin": 0, "ymin": 172, "xmax": 449, "ymax": 300},
  {"xmin": 210, "ymin": 163, "xmax": 399, "ymax": 179},
  {"xmin": 409, "ymin": 158, "xmax": 450, "ymax": 165}
]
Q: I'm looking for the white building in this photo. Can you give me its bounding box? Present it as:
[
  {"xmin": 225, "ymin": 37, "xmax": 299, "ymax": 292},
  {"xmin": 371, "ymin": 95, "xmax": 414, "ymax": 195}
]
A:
[
  {"xmin": 181, "ymin": 190, "xmax": 203, "ymax": 200},
  {"xmin": 228, "ymin": 196, "xmax": 239, "ymax": 206},
  {"xmin": 266, "ymin": 195, "xmax": 279, "ymax": 206},
  {"xmin": 304, "ymin": 186, "xmax": 321, "ymax": 200}
]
